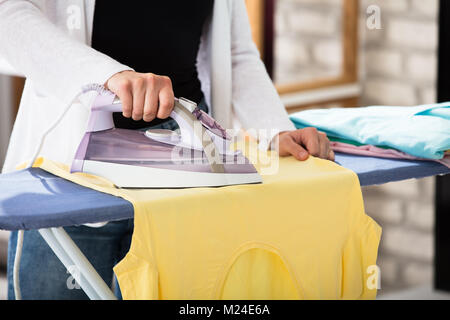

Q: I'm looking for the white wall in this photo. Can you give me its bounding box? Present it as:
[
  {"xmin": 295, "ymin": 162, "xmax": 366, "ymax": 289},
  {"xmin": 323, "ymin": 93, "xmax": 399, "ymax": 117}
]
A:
[{"xmin": 359, "ymin": 0, "xmax": 438, "ymax": 106}]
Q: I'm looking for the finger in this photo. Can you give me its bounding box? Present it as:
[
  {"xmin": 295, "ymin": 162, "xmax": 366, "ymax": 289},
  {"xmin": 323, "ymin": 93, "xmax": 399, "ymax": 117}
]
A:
[
  {"xmin": 157, "ymin": 78, "xmax": 174, "ymax": 119},
  {"xmin": 131, "ymin": 78, "xmax": 146, "ymax": 121},
  {"xmin": 143, "ymin": 87, "xmax": 159, "ymax": 122},
  {"xmin": 117, "ymin": 81, "xmax": 133, "ymax": 118},
  {"xmin": 285, "ymin": 138, "xmax": 309, "ymax": 161},
  {"xmin": 297, "ymin": 127, "xmax": 320, "ymax": 157},
  {"xmin": 318, "ymin": 132, "xmax": 330, "ymax": 159},
  {"xmin": 328, "ymin": 149, "xmax": 335, "ymax": 161},
  {"xmin": 318, "ymin": 131, "xmax": 335, "ymax": 161}
]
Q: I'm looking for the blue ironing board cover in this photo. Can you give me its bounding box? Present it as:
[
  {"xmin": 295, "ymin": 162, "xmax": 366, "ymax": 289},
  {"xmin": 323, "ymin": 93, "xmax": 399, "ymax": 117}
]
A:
[
  {"xmin": 334, "ymin": 153, "xmax": 449, "ymax": 186},
  {"xmin": 0, "ymin": 168, "xmax": 134, "ymax": 230},
  {"xmin": 0, "ymin": 153, "xmax": 449, "ymax": 231}
]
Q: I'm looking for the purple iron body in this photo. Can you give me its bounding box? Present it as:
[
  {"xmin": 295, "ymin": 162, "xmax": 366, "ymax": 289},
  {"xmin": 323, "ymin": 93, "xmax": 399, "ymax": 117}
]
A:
[{"xmin": 71, "ymin": 90, "xmax": 262, "ymax": 188}]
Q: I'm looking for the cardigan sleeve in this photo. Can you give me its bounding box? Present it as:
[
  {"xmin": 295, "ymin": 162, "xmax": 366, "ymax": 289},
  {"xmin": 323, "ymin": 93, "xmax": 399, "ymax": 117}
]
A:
[
  {"xmin": 229, "ymin": 0, "xmax": 295, "ymax": 149},
  {"xmin": 0, "ymin": 0, "xmax": 132, "ymax": 104}
]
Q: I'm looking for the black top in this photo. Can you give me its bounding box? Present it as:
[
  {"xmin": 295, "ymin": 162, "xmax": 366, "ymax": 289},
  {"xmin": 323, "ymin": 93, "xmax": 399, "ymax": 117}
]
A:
[{"xmin": 91, "ymin": 1, "xmax": 214, "ymax": 129}]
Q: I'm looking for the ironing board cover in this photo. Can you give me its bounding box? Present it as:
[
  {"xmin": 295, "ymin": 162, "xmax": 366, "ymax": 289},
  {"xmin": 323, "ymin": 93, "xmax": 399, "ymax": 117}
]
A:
[
  {"xmin": 1, "ymin": 153, "xmax": 447, "ymax": 231},
  {"xmin": 32, "ymin": 143, "xmax": 381, "ymax": 300}
]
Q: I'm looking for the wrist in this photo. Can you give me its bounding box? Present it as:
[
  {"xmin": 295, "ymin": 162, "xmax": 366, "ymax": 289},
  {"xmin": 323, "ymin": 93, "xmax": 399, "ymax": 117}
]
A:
[
  {"xmin": 104, "ymin": 70, "xmax": 134, "ymax": 89},
  {"xmin": 269, "ymin": 131, "xmax": 290, "ymax": 151}
]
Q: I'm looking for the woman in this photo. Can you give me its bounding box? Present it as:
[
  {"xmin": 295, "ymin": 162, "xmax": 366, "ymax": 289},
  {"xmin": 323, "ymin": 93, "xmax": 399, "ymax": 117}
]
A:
[{"xmin": 0, "ymin": 0, "xmax": 334, "ymax": 299}]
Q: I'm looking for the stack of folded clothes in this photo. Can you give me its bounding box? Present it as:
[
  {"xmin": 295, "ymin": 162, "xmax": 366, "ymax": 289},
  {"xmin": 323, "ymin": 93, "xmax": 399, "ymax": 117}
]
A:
[{"xmin": 289, "ymin": 103, "xmax": 450, "ymax": 168}]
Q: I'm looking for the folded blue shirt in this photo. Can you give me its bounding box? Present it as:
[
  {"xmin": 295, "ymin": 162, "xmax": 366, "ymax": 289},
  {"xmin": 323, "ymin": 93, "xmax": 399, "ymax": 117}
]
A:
[{"xmin": 289, "ymin": 103, "xmax": 450, "ymax": 159}]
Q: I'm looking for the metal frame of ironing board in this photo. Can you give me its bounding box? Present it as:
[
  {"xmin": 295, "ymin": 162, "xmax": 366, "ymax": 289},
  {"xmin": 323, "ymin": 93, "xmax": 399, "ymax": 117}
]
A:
[
  {"xmin": 37, "ymin": 228, "xmax": 117, "ymax": 300},
  {"xmin": 2, "ymin": 155, "xmax": 449, "ymax": 300}
]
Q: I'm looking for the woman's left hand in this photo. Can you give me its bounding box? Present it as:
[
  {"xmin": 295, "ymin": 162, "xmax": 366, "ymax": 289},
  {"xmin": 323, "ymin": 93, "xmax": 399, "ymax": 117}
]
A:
[{"xmin": 276, "ymin": 128, "xmax": 335, "ymax": 161}]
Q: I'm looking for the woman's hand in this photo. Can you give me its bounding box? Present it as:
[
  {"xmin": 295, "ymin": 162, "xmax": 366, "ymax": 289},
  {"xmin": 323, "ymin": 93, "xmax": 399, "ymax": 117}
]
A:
[
  {"xmin": 276, "ymin": 128, "xmax": 335, "ymax": 161},
  {"xmin": 105, "ymin": 71, "xmax": 174, "ymax": 122}
]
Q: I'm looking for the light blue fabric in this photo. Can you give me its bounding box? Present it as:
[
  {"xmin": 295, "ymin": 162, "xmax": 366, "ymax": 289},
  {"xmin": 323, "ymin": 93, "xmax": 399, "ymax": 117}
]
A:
[{"xmin": 290, "ymin": 103, "xmax": 450, "ymax": 160}]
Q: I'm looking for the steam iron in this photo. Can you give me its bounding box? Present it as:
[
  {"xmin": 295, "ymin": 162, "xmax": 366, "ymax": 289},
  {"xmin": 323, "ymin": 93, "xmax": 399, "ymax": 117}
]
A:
[{"xmin": 71, "ymin": 90, "xmax": 263, "ymax": 188}]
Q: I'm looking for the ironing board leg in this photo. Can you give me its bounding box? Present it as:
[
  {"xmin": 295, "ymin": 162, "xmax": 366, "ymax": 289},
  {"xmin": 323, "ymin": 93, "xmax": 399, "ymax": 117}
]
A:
[
  {"xmin": 38, "ymin": 229, "xmax": 100, "ymax": 300},
  {"xmin": 38, "ymin": 228, "xmax": 117, "ymax": 300}
]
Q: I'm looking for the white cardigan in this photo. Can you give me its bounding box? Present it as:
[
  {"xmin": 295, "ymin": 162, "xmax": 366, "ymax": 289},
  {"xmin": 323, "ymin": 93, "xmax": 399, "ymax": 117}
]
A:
[{"xmin": 0, "ymin": 0, "xmax": 295, "ymax": 173}]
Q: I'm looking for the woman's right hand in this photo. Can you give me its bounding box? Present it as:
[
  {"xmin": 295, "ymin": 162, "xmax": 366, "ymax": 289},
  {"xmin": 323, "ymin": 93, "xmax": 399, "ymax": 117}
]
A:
[{"xmin": 105, "ymin": 70, "xmax": 175, "ymax": 122}]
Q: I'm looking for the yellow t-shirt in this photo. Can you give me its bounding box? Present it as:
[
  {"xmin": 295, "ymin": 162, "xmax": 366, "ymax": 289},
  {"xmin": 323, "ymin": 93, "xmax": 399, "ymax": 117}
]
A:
[{"xmin": 35, "ymin": 146, "xmax": 381, "ymax": 300}]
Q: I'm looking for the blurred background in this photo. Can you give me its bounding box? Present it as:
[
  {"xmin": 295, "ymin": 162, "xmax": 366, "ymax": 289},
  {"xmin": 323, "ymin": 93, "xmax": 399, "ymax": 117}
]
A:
[{"xmin": 0, "ymin": 0, "xmax": 445, "ymax": 299}]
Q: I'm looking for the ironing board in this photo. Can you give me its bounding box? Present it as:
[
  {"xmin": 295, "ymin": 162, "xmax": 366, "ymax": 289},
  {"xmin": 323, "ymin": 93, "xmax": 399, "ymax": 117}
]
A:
[{"xmin": 0, "ymin": 153, "xmax": 449, "ymax": 299}]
